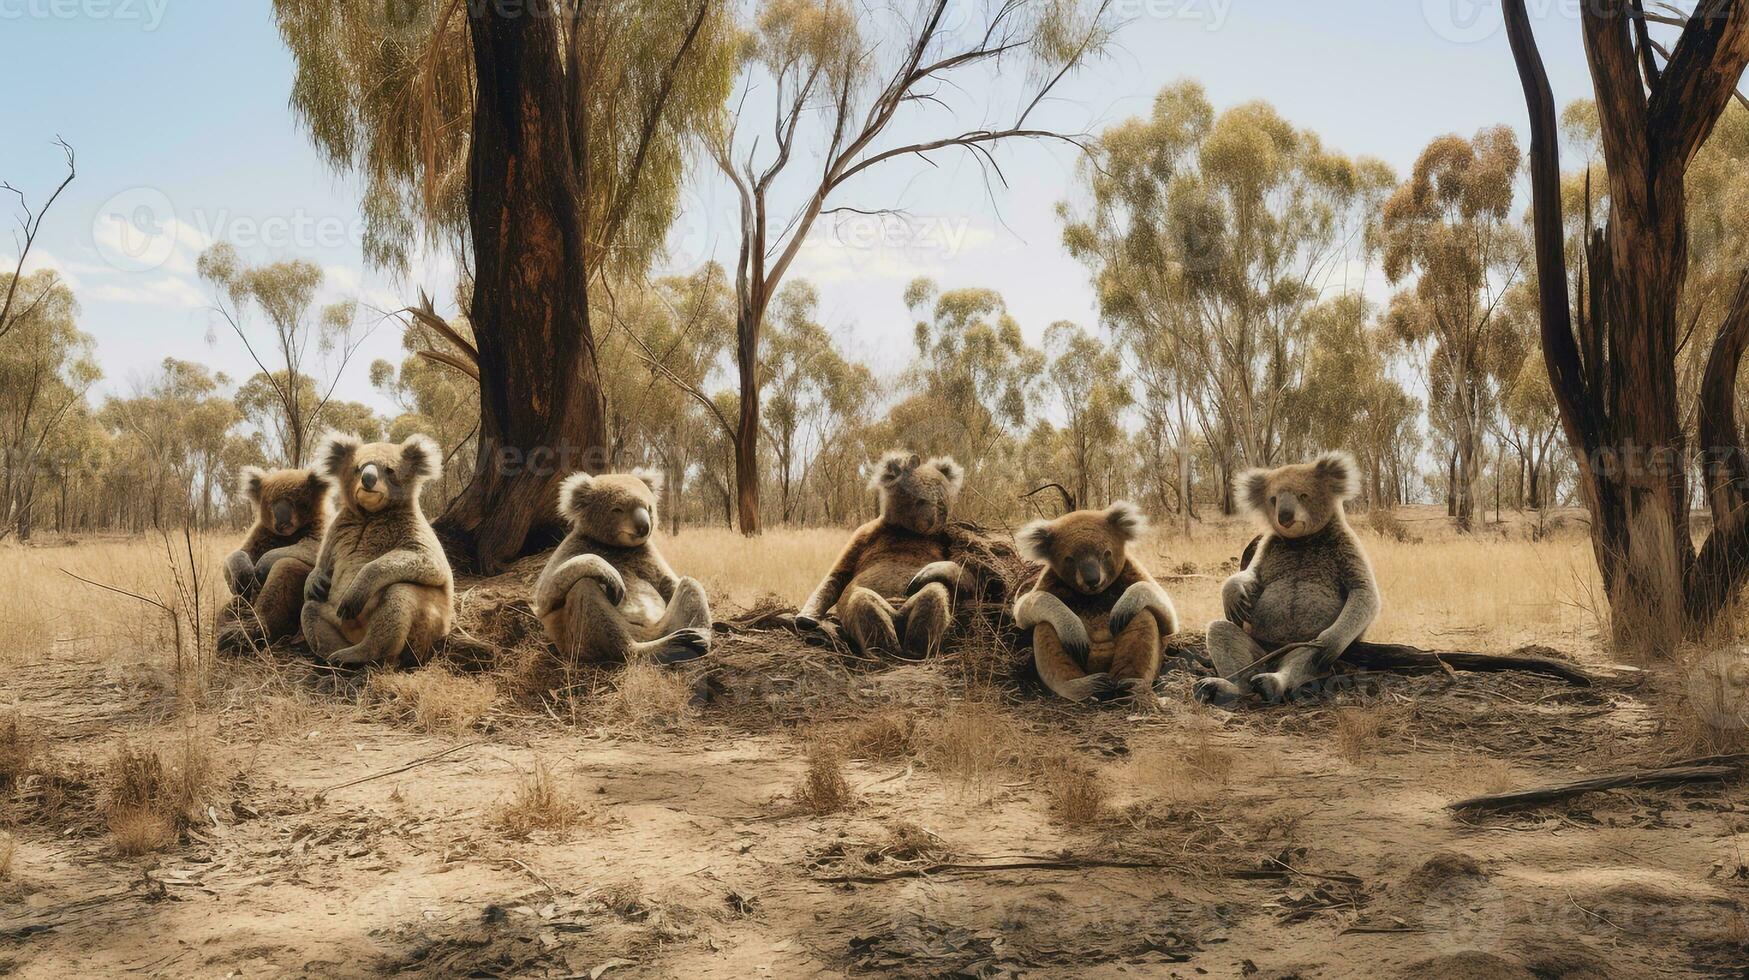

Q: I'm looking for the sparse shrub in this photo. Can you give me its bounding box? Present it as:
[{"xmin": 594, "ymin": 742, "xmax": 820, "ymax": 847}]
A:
[
  {"xmin": 1039, "ymin": 754, "xmax": 1108, "ymax": 826},
  {"xmin": 495, "ymin": 761, "xmax": 584, "ymax": 839},
  {"xmin": 103, "ymin": 739, "xmax": 209, "ymax": 855},
  {"xmin": 881, "ymin": 820, "xmax": 943, "ymax": 862},
  {"xmin": 602, "ymin": 664, "xmax": 695, "ymax": 730},
  {"xmin": 364, "ymin": 668, "xmax": 497, "ymax": 734},
  {"xmin": 794, "ymin": 746, "xmax": 856, "ymax": 815}
]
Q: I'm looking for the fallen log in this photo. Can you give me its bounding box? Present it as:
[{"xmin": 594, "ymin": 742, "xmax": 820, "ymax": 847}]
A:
[
  {"xmin": 1448, "ymin": 753, "xmax": 1749, "ymax": 812},
  {"xmin": 1339, "ymin": 640, "xmax": 1598, "ymax": 687}
]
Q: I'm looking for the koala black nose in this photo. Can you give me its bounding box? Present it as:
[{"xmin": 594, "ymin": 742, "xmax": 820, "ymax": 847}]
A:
[
  {"xmin": 1277, "ymin": 507, "xmax": 1294, "ymax": 525},
  {"xmin": 360, "ymin": 466, "xmax": 379, "ymax": 491},
  {"xmin": 272, "ymin": 501, "xmax": 294, "ymax": 530},
  {"xmin": 632, "ymin": 508, "xmax": 652, "ymax": 537},
  {"xmin": 1076, "ymin": 557, "xmax": 1104, "ymax": 592}
]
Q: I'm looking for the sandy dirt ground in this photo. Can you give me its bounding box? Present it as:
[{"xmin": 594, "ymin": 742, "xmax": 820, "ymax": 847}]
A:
[{"xmin": 2, "ymin": 521, "xmax": 1747, "ymax": 978}]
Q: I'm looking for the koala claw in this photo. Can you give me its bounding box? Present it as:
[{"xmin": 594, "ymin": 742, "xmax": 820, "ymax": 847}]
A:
[
  {"xmin": 336, "ymin": 588, "xmax": 369, "ymax": 622},
  {"xmin": 1108, "ymin": 606, "xmax": 1134, "ymax": 637},
  {"xmin": 597, "ymin": 573, "xmax": 626, "ymax": 608},
  {"xmin": 1099, "ymin": 676, "xmax": 1148, "ymax": 702},
  {"xmin": 305, "ymin": 568, "xmax": 332, "ymax": 603},
  {"xmin": 792, "ymin": 612, "xmax": 821, "ymax": 633},
  {"xmin": 652, "ymin": 628, "xmax": 711, "ymax": 666}
]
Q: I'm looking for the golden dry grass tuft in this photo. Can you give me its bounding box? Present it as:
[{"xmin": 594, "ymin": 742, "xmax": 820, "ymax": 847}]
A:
[
  {"xmin": 1333, "ymin": 704, "xmax": 1408, "ymax": 764},
  {"xmin": 601, "ymin": 663, "xmax": 696, "ymax": 730},
  {"xmin": 794, "ymin": 745, "xmax": 857, "ymax": 815},
  {"xmin": 495, "ymin": 761, "xmax": 585, "ymax": 839},
  {"xmin": 1129, "ymin": 724, "xmax": 1237, "ymax": 804},
  {"xmin": 103, "ymin": 738, "xmax": 210, "ymax": 855},
  {"xmin": 0, "ymin": 830, "xmax": 13, "ymax": 879},
  {"xmin": 1667, "ymin": 649, "xmax": 1749, "ymax": 756},
  {"xmin": 1039, "ymin": 754, "xmax": 1109, "ymax": 826},
  {"xmin": 0, "ymin": 713, "xmax": 36, "ymax": 792},
  {"xmin": 921, "ymin": 699, "xmax": 1033, "ymax": 798},
  {"xmin": 832, "ymin": 711, "xmax": 920, "ymax": 762},
  {"xmin": 881, "ymin": 820, "xmax": 945, "ymax": 862},
  {"xmin": 364, "ymin": 668, "xmax": 497, "ymax": 734}
]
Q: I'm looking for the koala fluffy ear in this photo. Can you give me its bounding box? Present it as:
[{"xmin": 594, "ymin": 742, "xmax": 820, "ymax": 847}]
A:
[
  {"xmin": 1104, "ymin": 500, "xmax": 1148, "ymax": 542},
  {"xmin": 399, "ymin": 433, "xmax": 441, "ymax": 481},
  {"xmin": 927, "ymin": 456, "xmax": 964, "ymax": 493},
  {"xmin": 1014, "ymin": 519, "xmax": 1054, "ymax": 563},
  {"xmin": 1314, "ymin": 451, "xmax": 1360, "ymax": 501},
  {"xmin": 1238, "ymin": 468, "xmax": 1271, "ymax": 514},
  {"xmin": 869, "ymin": 450, "xmax": 917, "ymax": 491},
  {"xmin": 557, "ymin": 472, "xmax": 594, "ymax": 521},
  {"xmin": 306, "ymin": 470, "xmax": 331, "ymax": 495},
  {"xmin": 316, "ymin": 433, "xmax": 361, "ymax": 479},
  {"xmin": 239, "ymin": 466, "xmax": 266, "ymax": 503},
  {"xmin": 631, "ymin": 467, "xmax": 665, "ymax": 495}
]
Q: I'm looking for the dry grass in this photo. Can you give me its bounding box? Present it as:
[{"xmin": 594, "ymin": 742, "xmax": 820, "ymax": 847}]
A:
[
  {"xmin": 921, "ymin": 699, "xmax": 1033, "ymax": 798},
  {"xmin": 794, "ymin": 745, "xmax": 857, "ymax": 815},
  {"xmin": 1333, "ymin": 705, "xmax": 1406, "ymax": 764},
  {"xmin": 1039, "ymin": 754, "xmax": 1109, "ymax": 826},
  {"xmin": 1668, "ymin": 649, "xmax": 1749, "ymax": 756},
  {"xmin": 1129, "ymin": 725, "xmax": 1237, "ymax": 804},
  {"xmin": 0, "ymin": 830, "xmax": 13, "ymax": 879},
  {"xmin": 831, "ymin": 711, "xmax": 920, "ymax": 762},
  {"xmin": 663, "ymin": 526, "xmax": 851, "ymax": 612},
  {"xmin": 495, "ymin": 761, "xmax": 585, "ymax": 839},
  {"xmin": 0, "ymin": 712, "xmax": 35, "ymax": 792},
  {"xmin": 103, "ymin": 738, "xmax": 211, "ymax": 855},
  {"xmin": 601, "ymin": 664, "xmax": 696, "ymax": 730},
  {"xmin": 364, "ymin": 668, "xmax": 497, "ymax": 734}
]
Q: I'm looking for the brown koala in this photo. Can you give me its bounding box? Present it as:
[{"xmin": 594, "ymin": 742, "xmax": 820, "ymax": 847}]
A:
[
  {"xmin": 217, "ymin": 466, "xmax": 331, "ymax": 650},
  {"xmin": 531, "ymin": 469, "xmax": 712, "ymax": 666},
  {"xmin": 796, "ymin": 451, "xmax": 993, "ymax": 659},
  {"xmin": 1194, "ymin": 451, "xmax": 1380, "ymax": 704},
  {"xmin": 301, "ymin": 433, "xmax": 454, "ymax": 668},
  {"xmin": 1013, "ymin": 502, "xmax": 1178, "ymax": 702}
]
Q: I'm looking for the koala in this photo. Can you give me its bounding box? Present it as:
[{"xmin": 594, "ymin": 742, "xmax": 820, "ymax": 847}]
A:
[
  {"xmin": 301, "ymin": 433, "xmax": 455, "ymax": 668},
  {"xmin": 1193, "ymin": 451, "xmax": 1381, "ymax": 704},
  {"xmin": 1013, "ymin": 502, "xmax": 1179, "ymax": 702},
  {"xmin": 531, "ymin": 469, "xmax": 712, "ymax": 667},
  {"xmin": 217, "ymin": 466, "xmax": 330, "ymax": 649},
  {"xmin": 795, "ymin": 451, "xmax": 994, "ymax": 660}
]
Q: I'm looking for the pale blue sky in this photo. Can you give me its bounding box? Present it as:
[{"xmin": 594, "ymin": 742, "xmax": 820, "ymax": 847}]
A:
[{"xmin": 1, "ymin": 1, "xmax": 1596, "ymax": 413}]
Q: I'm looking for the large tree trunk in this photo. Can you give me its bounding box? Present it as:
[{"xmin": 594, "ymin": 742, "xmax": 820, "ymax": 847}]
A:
[
  {"xmin": 734, "ymin": 307, "xmax": 762, "ymax": 535},
  {"xmin": 1506, "ymin": 0, "xmax": 1749, "ymax": 652},
  {"xmin": 435, "ymin": 4, "xmax": 608, "ymax": 574}
]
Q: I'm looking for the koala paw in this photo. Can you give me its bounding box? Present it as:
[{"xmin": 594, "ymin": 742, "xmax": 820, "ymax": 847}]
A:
[
  {"xmin": 792, "ymin": 612, "xmax": 821, "ymax": 633},
  {"xmin": 1192, "ymin": 676, "xmax": 1247, "ymax": 705},
  {"xmin": 336, "ymin": 586, "xmax": 370, "ymax": 622},
  {"xmin": 1098, "ymin": 676, "xmax": 1149, "ymax": 702},
  {"xmin": 305, "ymin": 568, "xmax": 332, "ymax": 604},
  {"xmin": 595, "ymin": 571, "xmax": 626, "ymax": 608},
  {"xmin": 1250, "ymin": 671, "xmax": 1296, "ymax": 703},
  {"xmin": 1057, "ymin": 624, "xmax": 1092, "ymax": 664},
  {"xmin": 1063, "ymin": 672, "xmax": 1112, "ymax": 702},
  {"xmin": 652, "ymin": 628, "xmax": 711, "ymax": 666}
]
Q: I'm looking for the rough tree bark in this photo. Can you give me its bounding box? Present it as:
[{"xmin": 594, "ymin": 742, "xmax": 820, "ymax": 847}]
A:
[
  {"xmin": 1505, "ymin": 0, "xmax": 1749, "ymax": 651},
  {"xmin": 435, "ymin": 4, "xmax": 608, "ymax": 573}
]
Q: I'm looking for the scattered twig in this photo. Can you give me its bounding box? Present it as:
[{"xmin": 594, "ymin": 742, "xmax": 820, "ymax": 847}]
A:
[
  {"xmin": 312, "ymin": 740, "xmax": 485, "ymax": 802},
  {"xmin": 1448, "ymin": 754, "xmax": 1749, "ymax": 813}
]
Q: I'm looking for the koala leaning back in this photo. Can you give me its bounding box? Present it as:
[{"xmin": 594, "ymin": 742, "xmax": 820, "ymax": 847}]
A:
[
  {"xmin": 1013, "ymin": 502, "xmax": 1179, "ymax": 702},
  {"xmin": 301, "ymin": 433, "xmax": 455, "ymax": 667},
  {"xmin": 795, "ymin": 451, "xmax": 994, "ymax": 660},
  {"xmin": 1194, "ymin": 451, "xmax": 1381, "ymax": 704},
  {"xmin": 531, "ymin": 469, "xmax": 711, "ymax": 667}
]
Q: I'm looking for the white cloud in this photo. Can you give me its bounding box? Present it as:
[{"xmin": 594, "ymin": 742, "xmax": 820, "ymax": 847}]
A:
[{"xmin": 87, "ymin": 275, "xmax": 207, "ymax": 308}]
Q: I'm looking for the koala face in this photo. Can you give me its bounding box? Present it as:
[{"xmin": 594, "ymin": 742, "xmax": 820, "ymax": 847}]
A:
[
  {"xmin": 559, "ymin": 469, "xmax": 663, "ymax": 548},
  {"xmin": 870, "ymin": 451, "xmax": 964, "ymax": 535},
  {"xmin": 241, "ymin": 466, "xmax": 329, "ymax": 537},
  {"xmin": 1016, "ymin": 501, "xmax": 1147, "ymax": 595},
  {"xmin": 318, "ymin": 433, "xmax": 440, "ymax": 515},
  {"xmin": 1239, "ymin": 451, "xmax": 1359, "ymax": 539}
]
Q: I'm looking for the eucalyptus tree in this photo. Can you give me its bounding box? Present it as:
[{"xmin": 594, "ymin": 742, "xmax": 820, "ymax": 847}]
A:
[
  {"xmin": 711, "ymin": 0, "xmax": 1115, "ymax": 534},
  {"xmin": 1042, "ymin": 321, "xmax": 1131, "ymax": 508},
  {"xmin": 1061, "ymin": 81, "xmax": 1392, "ymax": 512},
  {"xmin": 759, "ymin": 281, "xmax": 871, "ymax": 524},
  {"xmin": 274, "ymin": 0, "xmax": 735, "ymax": 569},
  {"xmin": 0, "ymin": 271, "xmax": 97, "ymax": 540},
  {"xmin": 1376, "ymin": 126, "xmax": 1527, "ymax": 530},
  {"xmin": 1505, "ymin": 0, "xmax": 1749, "ymax": 648}
]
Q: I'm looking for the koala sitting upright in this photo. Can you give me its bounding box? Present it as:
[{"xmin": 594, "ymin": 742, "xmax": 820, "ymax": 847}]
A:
[
  {"xmin": 796, "ymin": 451, "xmax": 994, "ymax": 660},
  {"xmin": 301, "ymin": 433, "xmax": 455, "ymax": 667},
  {"xmin": 531, "ymin": 470, "xmax": 712, "ymax": 667},
  {"xmin": 1194, "ymin": 451, "xmax": 1381, "ymax": 704},
  {"xmin": 218, "ymin": 466, "xmax": 330, "ymax": 649},
  {"xmin": 1013, "ymin": 502, "xmax": 1178, "ymax": 702}
]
